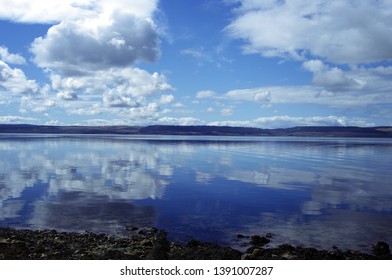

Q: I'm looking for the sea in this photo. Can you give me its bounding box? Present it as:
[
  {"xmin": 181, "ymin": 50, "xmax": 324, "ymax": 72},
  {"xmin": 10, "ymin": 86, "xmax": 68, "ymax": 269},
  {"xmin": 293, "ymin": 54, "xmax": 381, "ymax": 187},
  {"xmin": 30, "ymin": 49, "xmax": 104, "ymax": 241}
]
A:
[{"xmin": 0, "ymin": 134, "xmax": 391, "ymax": 253}]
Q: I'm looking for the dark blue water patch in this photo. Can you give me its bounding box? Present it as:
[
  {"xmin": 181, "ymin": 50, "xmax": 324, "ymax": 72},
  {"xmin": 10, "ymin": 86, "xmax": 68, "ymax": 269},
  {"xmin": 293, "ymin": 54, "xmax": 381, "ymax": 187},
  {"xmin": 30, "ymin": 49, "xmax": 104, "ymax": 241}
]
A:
[
  {"xmin": 133, "ymin": 174, "xmax": 311, "ymax": 244},
  {"xmin": 0, "ymin": 181, "xmax": 50, "ymax": 228}
]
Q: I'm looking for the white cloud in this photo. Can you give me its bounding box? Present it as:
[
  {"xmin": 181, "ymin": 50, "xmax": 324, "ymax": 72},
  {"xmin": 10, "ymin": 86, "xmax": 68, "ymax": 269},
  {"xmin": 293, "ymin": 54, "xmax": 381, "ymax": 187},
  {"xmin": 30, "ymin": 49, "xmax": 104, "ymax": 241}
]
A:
[
  {"xmin": 20, "ymin": 94, "xmax": 55, "ymax": 113},
  {"xmin": 56, "ymin": 91, "xmax": 78, "ymax": 101},
  {"xmin": 0, "ymin": 0, "xmax": 175, "ymax": 124},
  {"xmin": 0, "ymin": 0, "xmax": 157, "ymax": 23},
  {"xmin": 198, "ymin": 78, "xmax": 392, "ymax": 108},
  {"xmin": 0, "ymin": 115, "xmax": 38, "ymax": 123},
  {"xmin": 50, "ymin": 67, "xmax": 172, "ymax": 116},
  {"xmin": 303, "ymin": 60, "xmax": 366, "ymax": 92},
  {"xmin": 156, "ymin": 117, "xmax": 203, "ymax": 126},
  {"xmin": 225, "ymin": 88, "xmax": 271, "ymax": 105},
  {"xmin": 0, "ymin": 46, "xmax": 26, "ymax": 65},
  {"xmin": 196, "ymin": 90, "xmax": 217, "ymax": 98},
  {"xmin": 209, "ymin": 115, "xmax": 375, "ymax": 129},
  {"xmin": 31, "ymin": 12, "xmax": 159, "ymax": 73},
  {"xmin": 220, "ymin": 106, "xmax": 234, "ymax": 116},
  {"xmin": 173, "ymin": 102, "xmax": 184, "ymax": 108},
  {"xmin": 226, "ymin": 0, "xmax": 392, "ymax": 64},
  {"xmin": 180, "ymin": 48, "xmax": 206, "ymax": 59},
  {"xmin": 0, "ymin": 61, "xmax": 40, "ymax": 95},
  {"xmin": 159, "ymin": 94, "xmax": 175, "ymax": 104}
]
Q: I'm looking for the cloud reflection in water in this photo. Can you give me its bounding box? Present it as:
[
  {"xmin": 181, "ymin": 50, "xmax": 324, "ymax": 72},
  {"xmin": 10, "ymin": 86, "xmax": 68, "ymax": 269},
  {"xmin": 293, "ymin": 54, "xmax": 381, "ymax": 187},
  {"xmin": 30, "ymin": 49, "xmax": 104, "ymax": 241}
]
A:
[{"xmin": 0, "ymin": 135, "xmax": 391, "ymax": 251}]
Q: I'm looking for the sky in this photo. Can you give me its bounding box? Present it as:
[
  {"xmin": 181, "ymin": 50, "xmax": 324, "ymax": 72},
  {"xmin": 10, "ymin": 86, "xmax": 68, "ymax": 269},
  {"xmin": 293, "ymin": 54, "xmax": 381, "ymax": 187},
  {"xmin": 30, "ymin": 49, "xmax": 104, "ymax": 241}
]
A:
[{"xmin": 0, "ymin": 0, "xmax": 391, "ymax": 128}]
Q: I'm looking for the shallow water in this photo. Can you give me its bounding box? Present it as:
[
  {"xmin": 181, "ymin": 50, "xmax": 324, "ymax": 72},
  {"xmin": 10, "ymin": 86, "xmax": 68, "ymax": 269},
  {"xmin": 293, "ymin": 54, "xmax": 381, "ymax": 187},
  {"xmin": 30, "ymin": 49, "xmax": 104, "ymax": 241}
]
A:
[{"xmin": 0, "ymin": 134, "xmax": 391, "ymax": 252}]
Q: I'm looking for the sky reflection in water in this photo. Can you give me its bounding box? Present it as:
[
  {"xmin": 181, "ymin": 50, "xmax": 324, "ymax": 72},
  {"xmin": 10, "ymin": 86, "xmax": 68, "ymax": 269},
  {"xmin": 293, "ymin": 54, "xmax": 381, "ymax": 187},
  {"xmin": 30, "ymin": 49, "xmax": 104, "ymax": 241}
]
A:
[{"xmin": 0, "ymin": 135, "xmax": 391, "ymax": 252}]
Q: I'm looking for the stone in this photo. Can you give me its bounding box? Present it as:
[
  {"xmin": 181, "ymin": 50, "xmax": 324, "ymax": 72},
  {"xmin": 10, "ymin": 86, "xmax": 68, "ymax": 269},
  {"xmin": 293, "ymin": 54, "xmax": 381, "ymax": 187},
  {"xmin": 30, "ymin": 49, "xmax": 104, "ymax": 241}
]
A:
[
  {"xmin": 373, "ymin": 241, "xmax": 390, "ymax": 256},
  {"xmin": 241, "ymin": 253, "xmax": 255, "ymax": 260},
  {"xmin": 250, "ymin": 235, "xmax": 270, "ymax": 246},
  {"xmin": 140, "ymin": 239, "xmax": 153, "ymax": 246}
]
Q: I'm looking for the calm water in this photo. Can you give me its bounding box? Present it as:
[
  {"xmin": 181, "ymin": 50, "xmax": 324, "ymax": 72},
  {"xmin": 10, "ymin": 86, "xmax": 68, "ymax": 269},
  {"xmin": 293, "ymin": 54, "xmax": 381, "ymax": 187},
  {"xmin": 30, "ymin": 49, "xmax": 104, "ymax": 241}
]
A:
[{"xmin": 0, "ymin": 134, "xmax": 391, "ymax": 252}]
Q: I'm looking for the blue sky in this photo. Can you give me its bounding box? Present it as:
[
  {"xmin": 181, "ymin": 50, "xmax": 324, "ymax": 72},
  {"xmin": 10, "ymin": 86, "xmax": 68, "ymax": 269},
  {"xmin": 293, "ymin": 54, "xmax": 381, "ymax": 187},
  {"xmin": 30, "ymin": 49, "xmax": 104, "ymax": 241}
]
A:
[{"xmin": 0, "ymin": 0, "xmax": 391, "ymax": 128}]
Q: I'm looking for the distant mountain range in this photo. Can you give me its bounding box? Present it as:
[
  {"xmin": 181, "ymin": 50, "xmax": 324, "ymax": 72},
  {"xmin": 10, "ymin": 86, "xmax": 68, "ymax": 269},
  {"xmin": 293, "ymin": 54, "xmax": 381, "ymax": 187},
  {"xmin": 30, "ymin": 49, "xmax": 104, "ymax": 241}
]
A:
[{"xmin": 0, "ymin": 124, "xmax": 392, "ymax": 138}]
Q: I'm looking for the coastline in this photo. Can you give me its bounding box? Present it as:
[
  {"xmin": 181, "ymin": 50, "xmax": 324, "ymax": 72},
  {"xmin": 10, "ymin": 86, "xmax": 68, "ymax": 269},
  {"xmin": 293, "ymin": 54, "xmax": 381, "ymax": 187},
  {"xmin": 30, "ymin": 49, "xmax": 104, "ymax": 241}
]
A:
[
  {"xmin": 1, "ymin": 124, "xmax": 392, "ymax": 138},
  {"xmin": 1, "ymin": 227, "xmax": 391, "ymax": 260}
]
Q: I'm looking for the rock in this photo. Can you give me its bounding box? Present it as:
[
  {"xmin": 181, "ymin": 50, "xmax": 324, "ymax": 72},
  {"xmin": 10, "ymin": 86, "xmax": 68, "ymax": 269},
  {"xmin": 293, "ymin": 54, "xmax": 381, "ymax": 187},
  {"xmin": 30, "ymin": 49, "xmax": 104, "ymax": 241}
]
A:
[
  {"xmin": 0, "ymin": 227, "xmax": 391, "ymax": 260},
  {"xmin": 250, "ymin": 235, "xmax": 270, "ymax": 246},
  {"xmin": 140, "ymin": 239, "xmax": 153, "ymax": 246},
  {"xmin": 278, "ymin": 244, "xmax": 295, "ymax": 251},
  {"xmin": 373, "ymin": 241, "xmax": 390, "ymax": 256},
  {"xmin": 125, "ymin": 226, "xmax": 139, "ymax": 232},
  {"xmin": 0, "ymin": 238, "xmax": 9, "ymax": 244},
  {"xmin": 236, "ymin": 234, "xmax": 248, "ymax": 239},
  {"xmin": 150, "ymin": 231, "xmax": 170, "ymax": 259},
  {"xmin": 281, "ymin": 252, "xmax": 296, "ymax": 260},
  {"xmin": 187, "ymin": 240, "xmax": 202, "ymax": 248},
  {"xmin": 137, "ymin": 227, "xmax": 158, "ymax": 238},
  {"xmin": 241, "ymin": 253, "xmax": 255, "ymax": 260},
  {"xmin": 252, "ymin": 248, "xmax": 263, "ymax": 257}
]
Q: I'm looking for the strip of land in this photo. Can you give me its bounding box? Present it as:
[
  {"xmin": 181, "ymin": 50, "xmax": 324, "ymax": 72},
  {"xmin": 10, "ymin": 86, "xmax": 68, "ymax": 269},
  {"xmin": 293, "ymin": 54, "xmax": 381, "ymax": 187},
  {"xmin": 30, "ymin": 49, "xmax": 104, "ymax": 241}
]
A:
[
  {"xmin": 0, "ymin": 227, "xmax": 391, "ymax": 260},
  {"xmin": 0, "ymin": 124, "xmax": 392, "ymax": 137}
]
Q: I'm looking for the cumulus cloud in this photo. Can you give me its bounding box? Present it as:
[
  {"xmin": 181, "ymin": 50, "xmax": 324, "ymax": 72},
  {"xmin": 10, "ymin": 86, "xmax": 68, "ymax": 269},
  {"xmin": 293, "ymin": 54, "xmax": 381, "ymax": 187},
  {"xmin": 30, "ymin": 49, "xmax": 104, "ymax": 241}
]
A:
[
  {"xmin": 226, "ymin": 0, "xmax": 392, "ymax": 64},
  {"xmin": 31, "ymin": 12, "xmax": 160, "ymax": 74},
  {"xmin": 0, "ymin": 0, "xmax": 175, "ymax": 123},
  {"xmin": 303, "ymin": 60, "xmax": 366, "ymax": 92},
  {"xmin": 0, "ymin": 61, "xmax": 40, "ymax": 95},
  {"xmin": 56, "ymin": 91, "xmax": 78, "ymax": 101},
  {"xmin": 49, "ymin": 67, "xmax": 172, "ymax": 116},
  {"xmin": 0, "ymin": 46, "xmax": 26, "ymax": 65},
  {"xmin": 159, "ymin": 94, "xmax": 175, "ymax": 104},
  {"xmin": 0, "ymin": 0, "xmax": 157, "ymax": 23}
]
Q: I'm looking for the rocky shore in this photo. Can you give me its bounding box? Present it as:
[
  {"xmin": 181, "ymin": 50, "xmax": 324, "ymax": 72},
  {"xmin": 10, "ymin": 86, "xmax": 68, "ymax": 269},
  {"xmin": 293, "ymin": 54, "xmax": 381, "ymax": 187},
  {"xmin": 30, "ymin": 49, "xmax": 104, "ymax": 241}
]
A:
[{"xmin": 0, "ymin": 227, "xmax": 391, "ymax": 260}]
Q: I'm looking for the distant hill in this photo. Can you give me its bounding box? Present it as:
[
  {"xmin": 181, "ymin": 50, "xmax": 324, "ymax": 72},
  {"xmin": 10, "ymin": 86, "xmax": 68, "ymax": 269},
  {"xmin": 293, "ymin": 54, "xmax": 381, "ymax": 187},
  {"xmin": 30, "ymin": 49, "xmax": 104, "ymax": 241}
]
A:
[{"xmin": 0, "ymin": 124, "xmax": 391, "ymax": 138}]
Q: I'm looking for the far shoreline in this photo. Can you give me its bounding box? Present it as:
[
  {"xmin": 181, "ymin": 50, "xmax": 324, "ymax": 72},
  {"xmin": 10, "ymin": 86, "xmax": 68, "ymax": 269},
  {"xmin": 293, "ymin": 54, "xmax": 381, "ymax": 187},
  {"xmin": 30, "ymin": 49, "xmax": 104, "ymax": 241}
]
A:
[{"xmin": 0, "ymin": 124, "xmax": 392, "ymax": 138}]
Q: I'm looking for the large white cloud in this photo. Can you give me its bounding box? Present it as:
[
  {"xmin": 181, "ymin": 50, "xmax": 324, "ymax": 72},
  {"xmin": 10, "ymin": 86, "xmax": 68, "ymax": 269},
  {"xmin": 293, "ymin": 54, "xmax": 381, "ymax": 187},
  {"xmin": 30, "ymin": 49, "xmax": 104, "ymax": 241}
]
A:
[
  {"xmin": 31, "ymin": 12, "xmax": 160, "ymax": 73},
  {"xmin": 0, "ymin": 0, "xmax": 157, "ymax": 23},
  {"xmin": 1, "ymin": 0, "xmax": 160, "ymax": 74},
  {"xmin": 226, "ymin": 0, "xmax": 392, "ymax": 64},
  {"xmin": 0, "ymin": 0, "xmax": 175, "ymax": 124}
]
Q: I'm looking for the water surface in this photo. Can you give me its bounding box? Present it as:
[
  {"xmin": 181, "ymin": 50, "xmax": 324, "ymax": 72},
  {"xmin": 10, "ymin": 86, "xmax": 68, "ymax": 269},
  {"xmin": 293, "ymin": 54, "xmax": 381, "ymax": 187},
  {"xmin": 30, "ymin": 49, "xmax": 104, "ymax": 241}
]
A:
[{"xmin": 0, "ymin": 134, "xmax": 391, "ymax": 252}]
